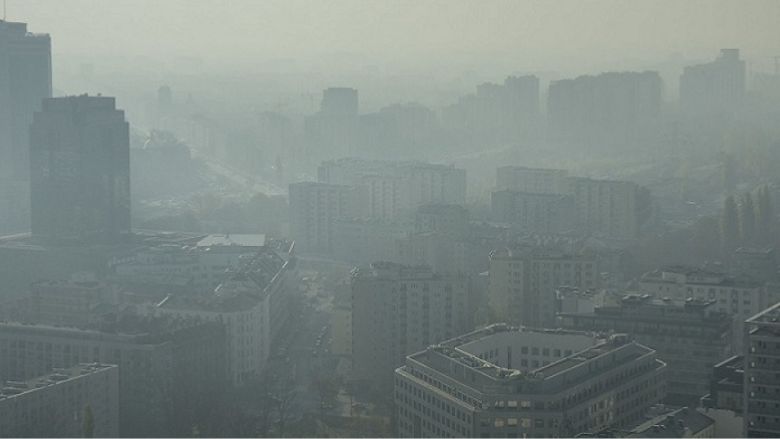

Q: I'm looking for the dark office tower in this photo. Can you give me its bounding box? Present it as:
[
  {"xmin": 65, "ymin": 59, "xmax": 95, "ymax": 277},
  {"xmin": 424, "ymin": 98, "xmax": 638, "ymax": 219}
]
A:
[
  {"xmin": 0, "ymin": 20, "xmax": 52, "ymax": 232},
  {"xmin": 680, "ymin": 49, "xmax": 746, "ymax": 117},
  {"xmin": 29, "ymin": 96, "xmax": 130, "ymax": 244}
]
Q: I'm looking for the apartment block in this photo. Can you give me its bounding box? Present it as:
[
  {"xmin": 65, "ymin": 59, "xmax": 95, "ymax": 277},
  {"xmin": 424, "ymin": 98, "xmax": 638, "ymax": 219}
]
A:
[
  {"xmin": 395, "ymin": 324, "xmax": 666, "ymax": 438},
  {"xmin": 489, "ymin": 245, "xmax": 599, "ymax": 327},
  {"xmin": 491, "ymin": 190, "xmax": 575, "ymax": 233},
  {"xmin": 351, "ymin": 262, "xmax": 471, "ymax": 390},
  {"xmin": 288, "ymin": 181, "xmax": 365, "ymax": 254}
]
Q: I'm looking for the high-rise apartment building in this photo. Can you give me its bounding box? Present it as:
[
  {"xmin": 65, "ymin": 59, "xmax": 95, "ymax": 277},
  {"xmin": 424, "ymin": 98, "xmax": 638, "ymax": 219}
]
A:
[
  {"xmin": 568, "ymin": 177, "xmax": 647, "ymax": 240},
  {"xmin": 743, "ymin": 302, "xmax": 780, "ymax": 438},
  {"xmin": 680, "ymin": 49, "xmax": 746, "ymax": 116},
  {"xmin": 395, "ymin": 325, "xmax": 667, "ymax": 438},
  {"xmin": 492, "ymin": 167, "xmax": 649, "ymax": 239},
  {"xmin": 288, "ymin": 181, "xmax": 365, "ymax": 254},
  {"xmin": 318, "ymin": 158, "xmax": 467, "ymax": 220},
  {"xmin": 442, "ymin": 75, "xmax": 540, "ymax": 146},
  {"xmin": 489, "ymin": 245, "xmax": 599, "ymax": 327},
  {"xmin": 29, "ymin": 96, "xmax": 130, "ymax": 243},
  {"xmin": 559, "ymin": 294, "xmax": 733, "ymax": 406},
  {"xmin": 0, "ymin": 20, "xmax": 52, "ymax": 232},
  {"xmin": 495, "ymin": 166, "xmax": 569, "ymax": 193},
  {"xmin": 547, "ymin": 71, "xmax": 663, "ymax": 148},
  {"xmin": 351, "ymin": 262, "xmax": 471, "ymax": 390},
  {"xmin": 491, "ymin": 190, "xmax": 575, "ymax": 233}
]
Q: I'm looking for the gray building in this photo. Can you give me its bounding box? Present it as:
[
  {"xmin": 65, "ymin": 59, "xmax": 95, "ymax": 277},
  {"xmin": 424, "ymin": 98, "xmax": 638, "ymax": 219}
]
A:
[
  {"xmin": 0, "ymin": 317, "xmax": 226, "ymax": 437},
  {"xmin": 743, "ymin": 301, "xmax": 780, "ymax": 438},
  {"xmin": 351, "ymin": 262, "xmax": 472, "ymax": 390},
  {"xmin": 395, "ymin": 324, "xmax": 667, "ymax": 438},
  {"xmin": 559, "ymin": 294, "xmax": 733, "ymax": 406},
  {"xmin": 0, "ymin": 20, "xmax": 51, "ymax": 232},
  {"xmin": 29, "ymin": 95, "xmax": 130, "ymax": 244},
  {"xmin": 0, "ymin": 363, "xmax": 119, "ymax": 438},
  {"xmin": 680, "ymin": 49, "xmax": 746, "ymax": 117}
]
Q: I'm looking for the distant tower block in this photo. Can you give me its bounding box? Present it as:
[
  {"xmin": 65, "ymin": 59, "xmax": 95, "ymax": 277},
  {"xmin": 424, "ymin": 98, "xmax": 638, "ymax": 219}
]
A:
[{"xmin": 158, "ymin": 85, "xmax": 172, "ymax": 115}]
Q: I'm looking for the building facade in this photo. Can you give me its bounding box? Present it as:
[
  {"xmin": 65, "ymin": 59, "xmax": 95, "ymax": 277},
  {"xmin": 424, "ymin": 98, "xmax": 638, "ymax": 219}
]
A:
[
  {"xmin": 559, "ymin": 294, "xmax": 733, "ymax": 406},
  {"xmin": 29, "ymin": 95, "xmax": 130, "ymax": 243},
  {"xmin": 0, "ymin": 363, "xmax": 119, "ymax": 438},
  {"xmin": 0, "ymin": 20, "xmax": 51, "ymax": 233},
  {"xmin": 680, "ymin": 49, "xmax": 746, "ymax": 117},
  {"xmin": 351, "ymin": 263, "xmax": 472, "ymax": 389},
  {"xmin": 743, "ymin": 302, "xmax": 780, "ymax": 438},
  {"xmin": 0, "ymin": 318, "xmax": 225, "ymax": 437},
  {"xmin": 489, "ymin": 245, "xmax": 600, "ymax": 328},
  {"xmin": 288, "ymin": 181, "xmax": 365, "ymax": 254},
  {"xmin": 395, "ymin": 325, "xmax": 667, "ymax": 438}
]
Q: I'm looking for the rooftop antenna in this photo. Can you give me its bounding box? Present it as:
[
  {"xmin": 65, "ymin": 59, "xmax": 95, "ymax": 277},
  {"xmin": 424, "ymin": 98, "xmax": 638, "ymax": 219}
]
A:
[{"xmin": 3, "ymin": 0, "xmax": 6, "ymax": 21}]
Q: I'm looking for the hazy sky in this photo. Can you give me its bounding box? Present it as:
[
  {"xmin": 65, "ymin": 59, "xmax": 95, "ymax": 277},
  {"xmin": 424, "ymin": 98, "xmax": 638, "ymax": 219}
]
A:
[{"xmin": 9, "ymin": 0, "xmax": 780, "ymax": 72}]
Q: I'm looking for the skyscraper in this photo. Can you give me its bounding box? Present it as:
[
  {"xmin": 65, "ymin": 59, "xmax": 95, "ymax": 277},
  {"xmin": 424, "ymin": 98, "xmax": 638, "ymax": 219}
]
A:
[
  {"xmin": 29, "ymin": 96, "xmax": 130, "ymax": 243},
  {"xmin": 0, "ymin": 20, "xmax": 52, "ymax": 232}
]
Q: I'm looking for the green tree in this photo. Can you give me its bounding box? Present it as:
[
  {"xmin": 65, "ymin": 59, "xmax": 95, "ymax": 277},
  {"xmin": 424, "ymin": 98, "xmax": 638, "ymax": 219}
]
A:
[
  {"xmin": 722, "ymin": 196, "xmax": 739, "ymax": 257},
  {"xmin": 82, "ymin": 404, "xmax": 95, "ymax": 438}
]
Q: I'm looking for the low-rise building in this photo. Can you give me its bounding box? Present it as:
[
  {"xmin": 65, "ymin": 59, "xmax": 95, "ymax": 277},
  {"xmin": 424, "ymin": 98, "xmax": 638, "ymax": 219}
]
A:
[
  {"xmin": 154, "ymin": 248, "xmax": 296, "ymax": 386},
  {"xmin": 395, "ymin": 324, "xmax": 667, "ymax": 438},
  {"xmin": 628, "ymin": 406, "xmax": 715, "ymax": 438},
  {"xmin": 0, "ymin": 317, "xmax": 225, "ymax": 437},
  {"xmin": 0, "ymin": 363, "xmax": 120, "ymax": 438}
]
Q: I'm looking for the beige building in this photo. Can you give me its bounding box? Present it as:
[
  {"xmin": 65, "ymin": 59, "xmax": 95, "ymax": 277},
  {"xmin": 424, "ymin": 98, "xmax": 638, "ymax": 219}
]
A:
[
  {"xmin": 0, "ymin": 363, "xmax": 119, "ymax": 438},
  {"xmin": 351, "ymin": 263, "xmax": 471, "ymax": 389},
  {"xmin": 489, "ymin": 245, "xmax": 599, "ymax": 328},
  {"xmin": 395, "ymin": 325, "xmax": 667, "ymax": 438}
]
